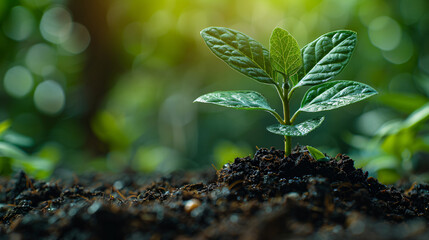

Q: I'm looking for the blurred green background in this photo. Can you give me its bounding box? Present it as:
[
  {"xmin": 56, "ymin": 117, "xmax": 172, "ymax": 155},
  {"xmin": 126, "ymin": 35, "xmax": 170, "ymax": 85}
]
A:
[{"xmin": 0, "ymin": 0, "xmax": 428, "ymax": 182}]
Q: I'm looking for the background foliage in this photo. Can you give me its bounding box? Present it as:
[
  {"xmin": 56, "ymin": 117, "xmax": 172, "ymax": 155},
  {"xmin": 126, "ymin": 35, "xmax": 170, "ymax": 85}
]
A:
[{"xmin": 0, "ymin": 0, "xmax": 428, "ymax": 182}]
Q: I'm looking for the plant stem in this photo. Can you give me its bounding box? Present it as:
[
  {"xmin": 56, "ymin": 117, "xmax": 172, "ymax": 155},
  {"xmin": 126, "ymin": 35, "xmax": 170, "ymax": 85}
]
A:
[
  {"xmin": 283, "ymin": 91, "xmax": 291, "ymax": 156},
  {"xmin": 274, "ymin": 81, "xmax": 284, "ymax": 102},
  {"xmin": 269, "ymin": 110, "xmax": 285, "ymax": 124},
  {"xmin": 276, "ymin": 82, "xmax": 292, "ymax": 156},
  {"xmin": 290, "ymin": 110, "xmax": 301, "ymax": 124},
  {"xmin": 288, "ymin": 86, "xmax": 298, "ymax": 101},
  {"xmin": 274, "ymin": 76, "xmax": 292, "ymax": 156}
]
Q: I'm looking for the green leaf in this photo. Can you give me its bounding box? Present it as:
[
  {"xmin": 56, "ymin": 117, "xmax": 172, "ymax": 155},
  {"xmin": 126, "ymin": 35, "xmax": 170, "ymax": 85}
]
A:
[
  {"xmin": 194, "ymin": 91, "xmax": 275, "ymax": 112},
  {"xmin": 289, "ymin": 74, "xmax": 300, "ymax": 87},
  {"xmin": 381, "ymin": 131, "xmax": 414, "ymax": 158},
  {"xmin": 296, "ymin": 30, "xmax": 357, "ymax": 87},
  {"xmin": 306, "ymin": 146, "xmax": 326, "ymax": 160},
  {"xmin": 269, "ymin": 28, "xmax": 302, "ymax": 79},
  {"xmin": 0, "ymin": 120, "xmax": 11, "ymax": 135},
  {"xmin": 376, "ymin": 120, "xmax": 403, "ymax": 137},
  {"xmin": 376, "ymin": 169, "xmax": 401, "ymax": 184},
  {"xmin": 2, "ymin": 131, "xmax": 34, "ymax": 147},
  {"xmin": 267, "ymin": 117, "xmax": 324, "ymax": 136},
  {"xmin": 376, "ymin": 103, "xmax": 429, "ymax": 137},
  {"xmin": 300, "ymin": 80, "xmax": 377, "ymax": 112},
  {"xmin": 377, "ymin": 93, "xmax": 428, "ymax": 114},
  {"xmin": 403, "ymin": 102, "xmax": 429, "ymax": 130},
  {"xmin": 201, "ymin": 27, "xmax": 274, "ymax": 84},
  {"xmin": 0, "ymin": 142, "xmax": 27, "ymax": 159}
]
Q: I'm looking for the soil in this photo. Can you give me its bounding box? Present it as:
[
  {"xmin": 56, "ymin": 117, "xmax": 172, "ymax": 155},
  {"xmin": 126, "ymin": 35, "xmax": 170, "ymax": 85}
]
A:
[{"xmin": 1, "ymin": 146, "xmax": 429, "ymax": 240}]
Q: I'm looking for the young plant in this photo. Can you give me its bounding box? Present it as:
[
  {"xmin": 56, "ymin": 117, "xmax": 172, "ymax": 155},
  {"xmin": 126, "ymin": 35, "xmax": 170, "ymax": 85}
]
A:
[
  {"xmin": 306, "ymin": 145, "xmax": 327, "ymax": 161},
  {"xmin": 194, "ymin": 27, "xmax": 377, "ymax": 156}
]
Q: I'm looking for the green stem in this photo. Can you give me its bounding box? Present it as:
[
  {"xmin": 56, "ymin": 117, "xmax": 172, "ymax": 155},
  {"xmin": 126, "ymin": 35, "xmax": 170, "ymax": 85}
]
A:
[
  {"xmin": 283, "ymin": 93, "xmax": 291, "ymax": 156},
  {"xmin": 274, "ymin": 82, "xmax": 284, "ymax": 103},
  {"xmin": 288, "ymin": 85, "xmax": 298, "ymax": 101},
  {"xmin": 273, "ymin": 73, "xmax": 293, "ymax": 156},
  {"xmin": 275, "ymin": 81, "xmax": 292, "ymax": 156},
  {"xmin": 285, "ymin": 136, "xmax": 291, "ymax": 156},
  {"xmin": 268, "ymin": 110, "xmax": 285, "ymax": 124},
  {"xmin": 290, "ymin": 110, "xmax": 301, "ymax": 124}
]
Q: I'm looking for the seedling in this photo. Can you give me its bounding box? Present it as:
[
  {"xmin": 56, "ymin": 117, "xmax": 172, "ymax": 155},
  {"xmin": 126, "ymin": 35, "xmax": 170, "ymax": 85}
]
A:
[
  {"xmin": 195, "ymin": 27, "xmax": 377, "ymax": 156},
  {"xmin": 307, "ymin": 145, "xmax": 329, "ymax": 162}
]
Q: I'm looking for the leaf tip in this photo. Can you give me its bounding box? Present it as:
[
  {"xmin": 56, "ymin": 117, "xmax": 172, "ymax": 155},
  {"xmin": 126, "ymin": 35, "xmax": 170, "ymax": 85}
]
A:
[
  {"xmin": 193, "ymin": 96, "xmax": 203, "ymax": 103},
  {"xmin": 272, "ymin": 26, "xmax": 283, "ymax": 32},
  {"xmin": 200, "ymin": 27, "xmax": 211, "ymax": 36}
]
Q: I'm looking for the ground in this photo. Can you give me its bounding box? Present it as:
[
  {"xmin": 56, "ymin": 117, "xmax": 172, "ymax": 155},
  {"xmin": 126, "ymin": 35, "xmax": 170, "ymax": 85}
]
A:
[{"xmin": 1, "ymin": 146, "xmax": 429, "ymax": 239}]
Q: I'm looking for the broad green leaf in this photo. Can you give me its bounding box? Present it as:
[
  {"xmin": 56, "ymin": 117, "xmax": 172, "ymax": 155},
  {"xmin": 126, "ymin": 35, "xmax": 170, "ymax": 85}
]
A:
[
  {"xmin": 300, "ymin": 81, "xmax": 377, "ymax": 112},
  {"xmin": 267, "ymin": 117, "xmax": 324, "ymax": 136},
  {"xmin": 376, "ymin": 120, "xmax": 403, "ymax": 137},
  {"xmin": 0, "ymin": 120, "xmax": 11, "ymax": 135},
  {"xmin": 381, "ymin": 130, "xmax": 414, "ymax": 158},
  {"xmin": 0, "ymin": 142, "xmax": 27, "ymax": 159},
  {"xmin": 201, "ymin": 27, "xmax": 274, "ymax": 84},
  {"xmin": 376, "ymin": 169, "xmax": 401, "ymax": 184},
  {"xmin": 403, "ymin": 102, "xmax": 429, "ymax": 129},
  {"xmin": 2, "ymin": 131, "xmax": 34, "ymax": 147},
  {"xmin": 376, "ymin": 103, "xmax": 429, "ymax": 137},
  {"xmin": 306, "ymin": 145, "xmax": 326, "ymax": 160},
  {"xmin": 194, "ymin": 91, "xmax": 275, "ymax": 112},
  {"xmin": 296, "ymin": 30, "xmax": 357, "ymax": 87},
  {"xmin": 269, "ymin": 28, "xmax": 302, "ymax": 79},
  {"xmin": 377, "ymin": 93, "xmax": 428, "ymax": 114}
]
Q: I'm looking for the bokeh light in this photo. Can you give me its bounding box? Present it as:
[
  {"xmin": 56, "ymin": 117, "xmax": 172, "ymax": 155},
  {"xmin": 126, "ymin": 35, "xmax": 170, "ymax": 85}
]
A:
[
  {"xmin": 3, "ymin": 66, "xmax": 34, "ymax": 98},
  {"xmin": 61, "ymin": 23, "xmax": 91, "ymax": 54},
  {"xmin": 382, "ymin": 33, "xmax": 414, "ymax": 64},
  {"xmin": 368, "ymin": 16, "xmax": 402, "ymax": 51},
  {"xmin": 2, "ymin": 6, "xmax": 35, "ymax": 41},
  {"xmin": 25, "ymin": 43, "xmax": 57, "ymax": 76},
  {"xmin": 40, "ymin": 6, "xmax": 73, "ymax": 44},
  {"xmin": 33, "ymin": 80, "xmax": 65, "ymax": 115}
]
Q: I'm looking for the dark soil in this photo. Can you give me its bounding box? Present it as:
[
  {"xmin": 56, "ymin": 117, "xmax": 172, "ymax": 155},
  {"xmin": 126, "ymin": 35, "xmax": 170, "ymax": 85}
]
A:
[{"xmin": 1, "ymin": 146, "xmax": 429, "ymax": 239}]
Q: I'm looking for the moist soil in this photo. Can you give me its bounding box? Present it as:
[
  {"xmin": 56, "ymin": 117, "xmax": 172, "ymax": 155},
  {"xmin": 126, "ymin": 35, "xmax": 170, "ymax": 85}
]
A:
[{"xmin": 1, "ymin": 146, "xmax": 429, "ymax": 240}]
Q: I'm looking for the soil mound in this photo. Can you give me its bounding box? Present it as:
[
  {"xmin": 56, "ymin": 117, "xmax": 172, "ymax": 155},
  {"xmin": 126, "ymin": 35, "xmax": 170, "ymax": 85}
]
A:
[{"xmin": 1, "ymin": 146, "xmax": 429, "ymax": 239}]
